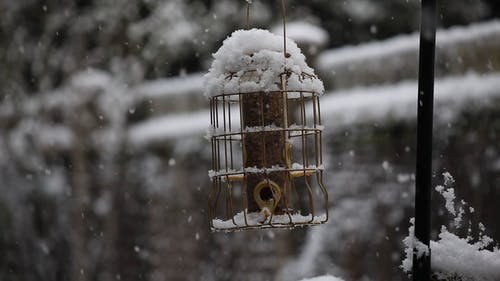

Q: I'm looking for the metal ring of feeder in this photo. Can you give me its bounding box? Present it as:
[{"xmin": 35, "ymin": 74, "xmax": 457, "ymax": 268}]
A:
[{"xmin": 253, "ymin": 180, "xmax": 281, "ymax": 212}]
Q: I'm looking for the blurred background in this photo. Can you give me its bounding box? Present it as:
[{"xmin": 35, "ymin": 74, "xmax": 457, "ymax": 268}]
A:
[{"xmin": 1, "ymin": 0, "xmax": 500, "ymax": 280}]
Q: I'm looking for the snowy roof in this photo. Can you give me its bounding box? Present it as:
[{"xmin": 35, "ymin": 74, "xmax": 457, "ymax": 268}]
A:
[{"xmin": 203, "ymin": 28, "xmax": 324, "ymax": 97}]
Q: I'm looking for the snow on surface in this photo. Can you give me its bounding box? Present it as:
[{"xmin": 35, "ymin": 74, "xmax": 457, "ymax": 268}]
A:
[
  {"xmin": 342, "ymin": 0, "xmax": 381, "ymax": 22},
  {"xmin": 299, "ymin": 276, "xmax": 344, "ymax": 281},
  {"xmin": 318, "ymin": 72, "xmax": 500, "ymax": 129},
  {"xmin": 211, "ymin": 211, "xmax": 327, "ymax": 231},
  {"xmin": 271, "ymin": 21, "xmax": 329, "ymax": 46},
  {"xmin": 317, "ymin": 19, "xmax": 500, "ymax": 71},
  {"xmin": 128, "ymin": 111, "xmax": 209, "ymax": 147},
  {"xmin": 401, "ymin": 218, "xmax": 430, "ymax": 272},
  {"xmin": 284, "ymin": 222, "xmax": 330, "ymax": 279},
  {"xmin": 206, "ymin": 124, "xmax": 324, "ymax": 138},
  {"xmin": 128, "ymin": 72, "xmax": 500, "ymax": 145},
  {"xmin": 402, "ymin": 222, "xmax": 500, "ymax": 281},
  {"xmin": 69, "ymin": 68, "xmax": 113, "ymax": 90},
  {"xmin": 431, "ymin": 230, "xmax": 500, "ymax": 280},
  {"xmin": 127, "ymin": 21, "xmax": 500, "ymax": 101},
  {"xmin": 434, "ymin": 185, "xmax": 456, "ymax": 216},
  {"xmin": 402, "ymin": 173, "xmax": 500, "ymax": 280},
  {"xmin": 131, "ymin": 72, "xmax": 205, "ymax": 100},
  {"xmin": 203, "ymin": 28, "xmax": 324, "ymax": 97},
  {"xmin": 208, "ymin": 163, "xmax": 324, "ymax": 181},
  {"xmin": 128, "ymin": 1, "xmax": 198, "ymax": 53},
  {"xmin": 124, "ymin": 20, "xmax": 500, "ymax": 103}
]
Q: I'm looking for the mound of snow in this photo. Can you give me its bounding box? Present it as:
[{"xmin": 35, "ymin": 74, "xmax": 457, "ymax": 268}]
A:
[
  {"xmin": 402, "ymin": 173, "xmax": 500, "ymax": 281},
  {"xmin": 204, "ymin": 28, "xmax": 324, "ymax": 97},
  {"xmin": 402, "ymin": 223, "xmax": 500, "ymax": 281}
]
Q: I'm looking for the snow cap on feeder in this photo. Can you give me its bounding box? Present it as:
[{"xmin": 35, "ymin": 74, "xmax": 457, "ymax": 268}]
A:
[
  {"xmin": 204, "ymin": 28, "xmax": 324, "ymax": 97},
  {"xmin": 205, "ymin": 28, "xmax": 328, "ymax": 232}
]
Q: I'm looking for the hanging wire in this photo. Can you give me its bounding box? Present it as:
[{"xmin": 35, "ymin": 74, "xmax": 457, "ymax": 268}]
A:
[
  {"xmin": 246, "ymin": 1, "xmax": 251, "ymax": 29},
  {"xmin": 246, "ymin": 0, "xmax": 286, "ymax": 53},
  {"xmin": 280, "ymin": 0, "xmax": 288, "ymax": 130},
  {"xmin": 281, "ymin": 0, "xmax": 287, "ymax": 57}
]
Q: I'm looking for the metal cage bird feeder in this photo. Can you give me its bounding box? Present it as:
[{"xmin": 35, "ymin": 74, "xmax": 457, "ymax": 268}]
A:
[{"xmin": 204, "ymin": 17, "xmax": 328, "ymax": 232}]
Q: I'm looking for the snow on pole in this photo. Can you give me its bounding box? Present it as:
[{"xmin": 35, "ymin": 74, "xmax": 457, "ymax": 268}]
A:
[
  {"xmin": 413, "ymin": 0, "xmax": 437, "ymax": 280},
  {"xmin": 402, "ymin": 173, "xmax": 500, "ymax": 280}
]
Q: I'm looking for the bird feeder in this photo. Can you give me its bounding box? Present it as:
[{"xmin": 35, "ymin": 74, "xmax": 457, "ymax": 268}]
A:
[{"xmin": 204, "ymin": 28, "xmax": 328, "ymax": 231}]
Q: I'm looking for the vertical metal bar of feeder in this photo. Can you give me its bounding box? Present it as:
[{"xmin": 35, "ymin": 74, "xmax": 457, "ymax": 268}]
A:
[
  {"xmin": 313, "ymin": 95, "xmax": 319, "ymax": 167},
  {"xmin": 414, "ymin": 0, "xmax": 437, "ymax": 280},
  {"xmin": 239, "ymin": 94, "xmax": 250, "ymax": 226},
  {"xmin": 223, "ymin": 95, "xmax": 228, "ymax": 174},
  {"xmin": 317, "ymin": 97, "xmax": 323, "ymax": 166},
  {"xmin": 300, "ymin": 92, "xmax": 315, "ymax": 221},
  {"xmin": 315, "ymin": 96, "xmax": 328, "ymax": 221},
  {"xmin": 223, "ymin": 94, "xmax": 235, "ymax": 224},
  {"xmin": 209, "ymin": 97, "xmax": 222, "ymax": 226},
  {"xmin": 228, "ymin": 98, "xmax": 234, "ymax": 171},
  {"xmin": 281, "ymin": 81, "xmax": 293, "ymax": 224},
  {"xmin": 208, "ymin": 98, "xmax": 215, "ymax": 226}
]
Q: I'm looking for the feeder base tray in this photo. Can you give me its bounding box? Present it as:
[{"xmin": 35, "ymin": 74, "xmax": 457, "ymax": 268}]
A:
[{"xmin": 211, "ymin": 211, "xmax": 327, "ymax": 232}]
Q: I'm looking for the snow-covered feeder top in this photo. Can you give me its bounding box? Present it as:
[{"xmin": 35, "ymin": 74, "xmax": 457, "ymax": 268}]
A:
[{"xmin": 203, "ymin": 28, "xmax": 324, "ymax": 98}]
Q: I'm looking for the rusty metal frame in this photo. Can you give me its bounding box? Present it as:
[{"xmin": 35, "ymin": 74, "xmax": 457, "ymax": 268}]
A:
[{"xmin": 207, "ymin": 70, "xmax": 328, "ymax": 232}]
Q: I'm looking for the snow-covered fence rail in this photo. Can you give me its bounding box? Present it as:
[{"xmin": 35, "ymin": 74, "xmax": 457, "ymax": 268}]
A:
[
  {"xmin": 3, "ymin": 72, "xmax": 500, "ymax": 150},
  {"xmin": 4, "ymin": 21, "xmax": 500, "ymax": 150},
  {"xmin": 123, "ymin": 20, "xmax": 500, "ymax": 117},
  {"xmin": 128, "ymin": 111, "xmax": 209, "ymax": 147},
  {"xmin": 129, "ymin": 72, "xmax": 206, "ymax": 115},
  {"xmin": 319, "ymin": 72, "xmax": 500, "ymax": 129},
  {"xmin": 127, "ymin": 72, "xmax": 500, "ymax": 146},
  {"xmin": 317, "ymin": 20, "xmax": 500, "ymax": 90}
]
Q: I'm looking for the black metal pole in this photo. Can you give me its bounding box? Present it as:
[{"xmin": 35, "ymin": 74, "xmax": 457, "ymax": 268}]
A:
[{"xmin": 413, "ymin": 0, "xmax": 437, "ymax": 280}]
